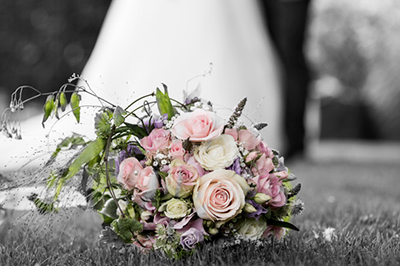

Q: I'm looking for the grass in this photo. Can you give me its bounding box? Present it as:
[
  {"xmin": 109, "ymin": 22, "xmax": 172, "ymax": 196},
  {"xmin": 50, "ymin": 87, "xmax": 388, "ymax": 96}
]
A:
[{"xmin": 1, "ymin": 160, "xmax": 400, "ymax": 265}]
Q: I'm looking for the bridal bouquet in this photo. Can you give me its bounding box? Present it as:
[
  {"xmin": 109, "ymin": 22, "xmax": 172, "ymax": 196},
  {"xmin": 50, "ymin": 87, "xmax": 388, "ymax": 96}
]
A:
[{"xmin": 5, "ymin": 75, "xmax": 303, "ymax": 259}]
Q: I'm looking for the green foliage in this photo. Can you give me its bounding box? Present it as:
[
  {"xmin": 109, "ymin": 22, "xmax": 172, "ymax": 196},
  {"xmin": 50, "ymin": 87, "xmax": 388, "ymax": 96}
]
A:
[
  {"xmin": 42, "ymin": 94, "xmax": 55, "ymax": 127},
  {"xmin": 119, "ymin": 122, "xmax": 148, "ymax": 139},
  {"xmin": 49, "ymin": 134, "xmax": 86, "ymax": 163},
  {"xmin": 27, "ymin": 193, "xmax": 59, "ymax": 214},
  {"xmin": 113, "ymin": 106, "xmax": 125, "ymax": 127},
  {"xmin": 112, "ymin": 218, "xmax": 143, "ymax": 243},
  {"xmin": 53, "ymin": 138, "xmax": 106, "ymax": 199},
  {"xmin": 95, "ymin": 110, "xmax": 112, "ymax": 137},
  {"xmin": 266, "ymin": 219, "xmax": 299, "ymax": 231},
  {"xmin": 70, "ymin": 92, "xmax": 81, "ymax": 123},
  {"xmin": 156, "ymin": 84, "xmax": 176, "ymax": 120},
  {"xmin": 59, "ymin": 91, "xmax": 68, "ymax": 111},
  {"xmin": 100, "ymin": 198, "xmax": 119, "ymax": 220}
]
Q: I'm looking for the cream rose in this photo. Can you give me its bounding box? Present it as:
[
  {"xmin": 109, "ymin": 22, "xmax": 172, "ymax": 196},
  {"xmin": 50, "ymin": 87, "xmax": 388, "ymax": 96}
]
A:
[
  {"xmin": 159, "ymin": 198, "xmax": 191, "ymax": 219},
  {"xmin": 193, "ymin": 170, "xmax": 250, "ymax": 222},
  {"xmin": 194, "ymin": 134, "xmax": 239, "ymax": 171},
  {"xmin": 237, "ymin": 217, "xmax": 268, "ymax": 241}
]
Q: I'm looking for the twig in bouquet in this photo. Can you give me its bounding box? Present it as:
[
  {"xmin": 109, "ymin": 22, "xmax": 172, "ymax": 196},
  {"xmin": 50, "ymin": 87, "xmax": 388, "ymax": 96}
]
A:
[
  {"xmin": 103, "ymin": 124, "xmax": 145, "ymax": 248},
  {"xmin": 103, "ymin": 125, "xmax": 124, "ymax": 217},
  {"xmin": 124, "ymin": 92, "xmax": 155, "ymax": 112}
]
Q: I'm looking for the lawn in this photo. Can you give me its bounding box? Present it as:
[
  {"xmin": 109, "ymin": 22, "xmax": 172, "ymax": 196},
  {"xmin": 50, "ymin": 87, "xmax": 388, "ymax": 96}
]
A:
[{"xmin": 1, "ymin": 160, "xmax": 399, "ymax": 265}]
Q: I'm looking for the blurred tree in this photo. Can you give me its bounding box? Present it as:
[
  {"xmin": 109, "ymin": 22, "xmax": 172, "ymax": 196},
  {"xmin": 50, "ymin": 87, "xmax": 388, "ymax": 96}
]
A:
[{"xmin": 0, "ymin": 0, "xmax": 111, "ymax": 108}]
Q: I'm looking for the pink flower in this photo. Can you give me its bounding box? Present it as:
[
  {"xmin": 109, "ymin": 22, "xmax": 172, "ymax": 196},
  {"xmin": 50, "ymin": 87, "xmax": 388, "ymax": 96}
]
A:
[
  {"xmin": 171, "ymin": 109, "xmax": 224, "ymax": 142},
  {"xmin": 193, "ymin": 170, "xmax": 250, "ymax": 222},
  {"xmin": 166, "ymin": 159, "xmax": 199, "ymax": 198},
  {"xmin": 252, "ymin": 153, "xmax": 275, "ymax": 176},
  {"xmin": 245, "ymin": 151, "xmax": 259, "ymax": 163},
  {"xmin": 185, "ymin": 155, "xmax": 206, "ymax": 177},
  {"xmin": 180, "ymin": 228, "xmax": 204, "ymax": 251},
  {"xmin": 116, "ymin": 157, "xmax": 143, "ymax": 190},
  {"xmin": 178, "ymin": 219, "xmax": 207, "ymax": 250},
  {"xmin": 135, "ymin": 167, "xmax": 160, "ymax": 200},
  {"xmin": 140, "ymin": 128, "xmax": 171, "ymax": 155},
  {"xmin": 263, "ymin": 225, "xmax": 286, "ymax": 240},
  {"xmin": 256, "ymin": 141, "xmax": 273, "ymax": 158},
  {"xmin": 134, "ymin": 234, "xmax": 156, "ymax": 251},
  {"xmin": 238, "ymin": 129, "xmax": 261, "ymax": 151},
  {"xmin": 224, "ymin": 128, "xmax": 238, "ymax": 141},
  {"xmin": 255, "ymin": 174, "xmax": 286, "ymax": 208},
  {"xmin": 169, "ymin": 139, "xmax": 185, "ymax": 160}
]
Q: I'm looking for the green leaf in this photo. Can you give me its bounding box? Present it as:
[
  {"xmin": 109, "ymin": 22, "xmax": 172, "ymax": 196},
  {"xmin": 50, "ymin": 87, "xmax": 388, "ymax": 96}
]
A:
[
  {"xmin": 27, "ymin": 193, "xmax": 58, "ymax": 214},
  {"xmin": 65, "ymin": 138, "xmax": 106, "ymax": 180},
  {"xmin": 48, "ymin": 134, "xmax": 86, "ymax": 163},
  {"xmin": 42, "ymin": 95, "xmax": 55, "ymax": 127},
  {"xmin": 54, "ymin": 95, "xmax": 60, "ymax": 119},
  {"xmin": 95, "ymin": 111, "xmax": 112, "ymax": 137},
  {"xmin": 70, "ymin": 92, "xmax": 81, "ymax": 123},
  {"xmin": 122, "ymin": 122, "xmax": 148, "ymax": 139},
  {"xmin": 59, "ymin": 92, "xmax": 68, "ymax": 111},
  {"xmin": 113, "ymin": 106, "xmax": 125, "ymax": 127},
  {"xmin": 267, "ymin": 219, "xmax": 299, "ymax": 231},
  {"xmin": 54, "ymin": 138, "xmax": 106, "ymax": 199},
  {"xmin": 156, "ymin": 84, "xmax": 176, "ymax": 119},
  {"xmin": 100, "ymin": 198, "xmax": 119, "ymax": 219},
  {"xmin": 112, "ymin": 217, "xmax": 143, "ymax": 243}
]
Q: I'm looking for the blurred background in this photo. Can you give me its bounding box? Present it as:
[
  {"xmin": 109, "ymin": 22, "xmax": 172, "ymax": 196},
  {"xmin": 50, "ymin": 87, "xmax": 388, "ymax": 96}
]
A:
[{"xmin": 0, "ymin": 0, "xmax": 399, "ymax": 160}]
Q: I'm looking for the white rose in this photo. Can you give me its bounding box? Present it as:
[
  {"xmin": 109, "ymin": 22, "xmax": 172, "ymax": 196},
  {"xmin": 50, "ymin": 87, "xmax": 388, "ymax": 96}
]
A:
[
  {"xmin": 159, "ymin": 198, "xmax": 191, "ymax": 219},
  {"xmin": 237, "ymin": 217, "xmax": 268, "ymax": 241},
  {"xmin": 194, "ymin": 134, "xmax": 239, "ymax": 171}
]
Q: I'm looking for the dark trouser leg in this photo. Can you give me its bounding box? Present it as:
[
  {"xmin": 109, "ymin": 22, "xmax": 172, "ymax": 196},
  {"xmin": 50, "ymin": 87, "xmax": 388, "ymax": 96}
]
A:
[{"xmin": 261, "ymin": 0, "xmax": 311, "ymax": 158}]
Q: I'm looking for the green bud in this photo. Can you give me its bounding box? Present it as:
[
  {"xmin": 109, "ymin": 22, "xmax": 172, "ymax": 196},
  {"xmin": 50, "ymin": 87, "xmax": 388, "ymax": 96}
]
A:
[
  {"xmin": 206, "ymin": 220, "xmax": 214, "ymax": 228},
  {"xmin": 209, "ymin": 228, "xmax": 219, "ymax": 235},
  {"xmin": 70, "ymin": 92, "xmax": 81, "ymax": 123},
  {"xmin": 59, "ymin": 92, "xmax": 67, "ymax": 111},
  {"xmin": 244, "ymin": 202, "xmax": 257, "ymax": 213},
  {"xmin": 254, "ymin": 193, "xmax": 271, "ymax": 205},
  {"xmin": 42, "ymin": 95, "xmax": 55, "ymax": 127},
  {"xmin": 140, "ymin": 210, "xmax": 152, "ymax": 221}
]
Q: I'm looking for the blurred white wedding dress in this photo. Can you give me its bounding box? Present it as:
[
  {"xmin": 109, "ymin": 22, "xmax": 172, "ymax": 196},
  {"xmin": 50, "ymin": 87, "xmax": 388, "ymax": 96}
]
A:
[{"xmin": 0, "ymin": 0, "xmax": 282, "ymax": 177}]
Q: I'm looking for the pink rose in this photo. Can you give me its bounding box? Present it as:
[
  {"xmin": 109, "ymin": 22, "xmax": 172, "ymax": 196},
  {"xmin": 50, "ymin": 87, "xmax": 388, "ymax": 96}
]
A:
[
  {"xmin": 116, "ymin": 157, "xmax": 143, "ymax": 190},
  {"xmin": 255, "ymin": 174, "xmax": 286, "ymax": 208},
  {"xmin": 166, "ymin": 159, "xmax": 199, "ymax": 198},
  {"xmin": 252, "ymin": 153, "xmax": 275, "ymax": 176},
  {"xmin": 193, "ymin": 170, "xmax": 250, "ymax": 223},
  {"xmin": 135, "ymin": 167, "xmax": 160, "ymax": 200},
  {"xmin": 171, "ymin": 109, "xmax": 224, "ymax": 142},
  {"xmin": 169, "ymin": 139, "xmax": 185, "ymax": 160},
  {"xmin": 238, "ymin": 129, "xmax": 261, "ymax": 151},
  {"xmin": 140, "ymin": 128, "xmax": 171, "ymax": 155},
  {"xmin": 224, "ymin": 128, "xmax": 238, "ymax": 141}
]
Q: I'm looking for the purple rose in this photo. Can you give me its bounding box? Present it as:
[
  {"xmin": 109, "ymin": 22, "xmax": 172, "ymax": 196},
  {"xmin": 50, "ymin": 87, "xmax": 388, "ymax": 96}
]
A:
[{"xmin": 180, "ymin": 227, "xmax": 204, "ymax": 251}]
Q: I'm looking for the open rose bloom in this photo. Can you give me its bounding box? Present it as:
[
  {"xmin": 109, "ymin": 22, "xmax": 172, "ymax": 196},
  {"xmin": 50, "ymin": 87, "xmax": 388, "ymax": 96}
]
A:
[{"xmin": 35, "ymin": 89, "xmax": 302, "ymax": 259}]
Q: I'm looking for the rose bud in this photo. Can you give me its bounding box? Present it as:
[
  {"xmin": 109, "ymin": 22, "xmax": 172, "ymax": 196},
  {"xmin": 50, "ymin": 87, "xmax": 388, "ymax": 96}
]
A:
[
  {"xmin": 243, "ymin": 202, "xmax": 257, "ymax": 213},
  {"xmin": 254, "ymin": 193, "xmax": 271, "ymax": 205}
]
